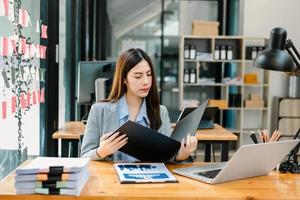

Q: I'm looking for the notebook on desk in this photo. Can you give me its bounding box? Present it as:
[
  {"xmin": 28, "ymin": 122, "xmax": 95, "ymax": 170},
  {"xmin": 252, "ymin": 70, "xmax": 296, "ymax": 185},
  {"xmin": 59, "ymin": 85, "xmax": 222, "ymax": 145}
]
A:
[
  {"xmin": 174, "ymin": 139, "xmax": 300, "ymax": 184},
  {"xmin": 114, "ymin": 100, "xmax": 208, "ymax": 162}
]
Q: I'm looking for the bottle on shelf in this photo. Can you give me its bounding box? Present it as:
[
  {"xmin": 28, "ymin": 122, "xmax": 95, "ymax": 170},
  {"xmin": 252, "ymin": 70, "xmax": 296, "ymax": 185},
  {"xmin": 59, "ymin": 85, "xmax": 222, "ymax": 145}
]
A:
[
  {"xmin": 220, "ymin": 45, "xmax": 226, "ymax": 60},
  {"xmin": 184, "ymin": 69, "xmax": 190, "ymax": 83},
  {"xmin": 214, "ymin": 45, "xmax": 220, "ymax": 60},
  {"xmin": 189, "ymin": 45, "xmax": 196, "ymax": 60},
  {"xmin": 184, "ymin": 45, "xmax": 190, "ymax": 59},
  {"xmin": 251, "ymin": 46, "xmax": 257, "ymax": 59},
  {"xmin": 189, "ymin": 69, "xmax": 196, "ymax": 83},
  {"xmin": 257, "ymin": 46, "xmax": 264, "ymax": 55},
  {"xmin": 227, "ymin": 45, "xmax": 233, "ymax": 60}
]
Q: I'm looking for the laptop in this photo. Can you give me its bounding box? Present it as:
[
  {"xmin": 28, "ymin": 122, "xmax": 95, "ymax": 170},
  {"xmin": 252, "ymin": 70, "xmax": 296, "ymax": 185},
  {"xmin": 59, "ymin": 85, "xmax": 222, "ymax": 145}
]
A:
[
  {"xmin": 177, "ymin": 106, "xmax": 218, "ymax": 129},
  {"xmin": 174, "ymin": 139, "xmax": 300, "ymax": 184},
  {"xmin": 115, "ymin": 100, "xmax": 208, "ymax": 161}
]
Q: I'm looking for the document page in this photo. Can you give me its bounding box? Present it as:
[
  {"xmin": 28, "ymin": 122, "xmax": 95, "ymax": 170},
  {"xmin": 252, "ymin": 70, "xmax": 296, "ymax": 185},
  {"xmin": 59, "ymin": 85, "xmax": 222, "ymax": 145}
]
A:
[{"xmin": 114, "ymin": 163, "xmax": 177, "ymax": 183}]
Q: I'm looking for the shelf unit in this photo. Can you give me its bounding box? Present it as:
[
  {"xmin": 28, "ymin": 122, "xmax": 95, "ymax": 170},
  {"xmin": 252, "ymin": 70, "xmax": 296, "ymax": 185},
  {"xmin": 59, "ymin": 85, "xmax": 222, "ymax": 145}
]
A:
[{"xmin": 179, "ymin": 35, "xmax": 270, "ymax": 147}]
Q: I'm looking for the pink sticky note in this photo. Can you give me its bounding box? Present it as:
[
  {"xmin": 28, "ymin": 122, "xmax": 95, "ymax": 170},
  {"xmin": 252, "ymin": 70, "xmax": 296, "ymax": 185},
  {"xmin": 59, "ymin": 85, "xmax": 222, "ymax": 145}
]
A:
[
  {"xmin": 11, "ymin": 96, "xmax": 16, "ymax": 113},
  {"xmin": 32, "ymin": 91, "xmax": 37, "ymax": 105},
  {"xmin": 2, "ymin": 37, "xmax": 8, "ymax": 56},
  {"xmin": 20, "ymin": 93, "xmax": 26, "ymax": 109},
  {"xmin": 10, "ymin": 39, "xmax": 17, "ymax": 54},
  {"xmin": 27, "ymin": 91, "xmax": 31, "ymax": 106},
  {"xmin": 2, "ymin": 101, "xmax": 7, "ymax": 119},
  {"xmin": 41, "ymin": 25, "xmax": 48, "ymax": 39},
  {"xmin": 41, "ymin": 88, "xmax": 45, "ymax": 103},
  {"xmin": 40, "ymin": 45, "xmax": 47, "ymax": 59},
  {"xmin": 37, "ymin": 90, "xmax": 41, "ymax": 103},
  {"xmin": 19, "ymin": 38, "xmax": 26, "ymax": 54},
  {"xmin": 3, "ymin": 0, "xmax": 8, "ymax": 16}
]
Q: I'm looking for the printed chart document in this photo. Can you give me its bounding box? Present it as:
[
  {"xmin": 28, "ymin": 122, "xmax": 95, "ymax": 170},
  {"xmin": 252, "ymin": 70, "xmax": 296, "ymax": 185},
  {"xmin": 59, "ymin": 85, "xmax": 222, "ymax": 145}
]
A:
[{"xmin": 114, "ymin": 163, "xmax": 178, "ymax": 183}]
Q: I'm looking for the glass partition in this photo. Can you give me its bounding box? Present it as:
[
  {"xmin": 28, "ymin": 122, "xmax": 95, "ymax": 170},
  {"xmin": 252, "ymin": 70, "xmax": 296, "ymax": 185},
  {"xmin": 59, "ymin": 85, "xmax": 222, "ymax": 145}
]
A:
[{"xmin": 0, "ymin": 0, "xmax": 44, "ymax": 180}]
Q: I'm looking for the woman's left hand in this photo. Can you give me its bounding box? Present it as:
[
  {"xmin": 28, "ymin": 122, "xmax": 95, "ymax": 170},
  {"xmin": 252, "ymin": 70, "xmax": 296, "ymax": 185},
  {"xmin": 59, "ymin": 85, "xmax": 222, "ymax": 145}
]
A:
[{"xmin": 175, "ymin": 133, "xmax": 198, "ymax": 161}]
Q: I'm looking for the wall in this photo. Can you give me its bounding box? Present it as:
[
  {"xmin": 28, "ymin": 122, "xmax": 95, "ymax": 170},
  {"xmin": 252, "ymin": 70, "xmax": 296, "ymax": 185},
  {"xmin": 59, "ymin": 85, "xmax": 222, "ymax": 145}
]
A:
[{"xmin": 240, "ymin": 0, "xmax": 300, "ymax": 130}]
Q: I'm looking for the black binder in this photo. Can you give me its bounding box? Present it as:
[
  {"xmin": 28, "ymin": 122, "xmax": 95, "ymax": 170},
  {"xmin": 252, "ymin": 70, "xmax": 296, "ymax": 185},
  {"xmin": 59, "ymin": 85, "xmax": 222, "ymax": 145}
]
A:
[{"xmin": 116, "ymin": 121, "xmax": 181, "ymax": 162}]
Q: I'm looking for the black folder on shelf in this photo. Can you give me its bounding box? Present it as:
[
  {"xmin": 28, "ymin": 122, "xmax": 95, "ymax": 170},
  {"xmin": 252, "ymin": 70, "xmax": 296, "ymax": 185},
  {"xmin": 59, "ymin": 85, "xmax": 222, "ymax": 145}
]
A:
[{"xmin": 115, "ymin": 100, "xmax": 208, "ymax": 162}]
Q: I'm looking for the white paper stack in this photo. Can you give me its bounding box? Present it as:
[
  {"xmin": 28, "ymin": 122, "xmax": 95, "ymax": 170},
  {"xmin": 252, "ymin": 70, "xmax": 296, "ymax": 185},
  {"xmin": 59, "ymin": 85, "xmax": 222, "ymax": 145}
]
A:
[{"xmin": 15, "ymin": 157, "xmax": 90, "ymax": 196}]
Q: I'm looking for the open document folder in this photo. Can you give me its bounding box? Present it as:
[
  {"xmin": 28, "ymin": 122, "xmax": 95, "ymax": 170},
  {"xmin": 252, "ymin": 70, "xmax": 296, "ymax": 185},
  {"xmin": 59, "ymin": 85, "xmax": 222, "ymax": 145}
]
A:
[
  {"xmin": 114, "ymin": 100, "xmax": 208, "ymax": 162},
  {"xmin": 114, "ymin": 163, "xmax": 177, "ymax": 183}
]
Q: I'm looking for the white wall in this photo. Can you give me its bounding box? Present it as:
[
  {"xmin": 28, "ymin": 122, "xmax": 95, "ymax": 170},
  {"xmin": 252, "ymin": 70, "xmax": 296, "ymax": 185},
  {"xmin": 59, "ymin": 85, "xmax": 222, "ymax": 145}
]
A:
[{"xmin": 240, "ymin": 0, "xmax": 300, "ymax": 130}]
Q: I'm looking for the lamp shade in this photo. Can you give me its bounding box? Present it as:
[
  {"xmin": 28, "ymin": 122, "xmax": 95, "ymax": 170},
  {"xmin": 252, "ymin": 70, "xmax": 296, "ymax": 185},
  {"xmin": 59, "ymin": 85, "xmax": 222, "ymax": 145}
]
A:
[{"xmin": 254, "ymin": 27, "xmax": 294, "ymax": 72}]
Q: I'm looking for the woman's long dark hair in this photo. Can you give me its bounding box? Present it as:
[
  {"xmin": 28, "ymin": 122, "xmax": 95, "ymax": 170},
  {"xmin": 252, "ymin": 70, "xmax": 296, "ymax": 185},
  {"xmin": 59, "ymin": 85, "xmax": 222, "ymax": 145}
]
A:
[{"xmin": 105, "ymin": 48, "xmax": 162, "ymax": 130}]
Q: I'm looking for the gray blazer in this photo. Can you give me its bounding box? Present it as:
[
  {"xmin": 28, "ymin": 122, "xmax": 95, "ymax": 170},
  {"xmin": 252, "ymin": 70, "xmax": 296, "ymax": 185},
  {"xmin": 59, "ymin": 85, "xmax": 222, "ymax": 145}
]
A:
[{"xmin": 80, "ymin": 101, "xmax": 173, "ymax": 161}]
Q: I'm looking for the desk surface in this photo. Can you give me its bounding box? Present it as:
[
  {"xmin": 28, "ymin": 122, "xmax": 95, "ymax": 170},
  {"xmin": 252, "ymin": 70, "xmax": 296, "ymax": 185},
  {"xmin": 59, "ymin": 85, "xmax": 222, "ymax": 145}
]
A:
[
  {"xmin": 53, "ymin": 122, "xmax": 237, "ymax": 141},
  {"xmin": 0, "ymin": 161, "xmax": 299, "ymax": 199}
]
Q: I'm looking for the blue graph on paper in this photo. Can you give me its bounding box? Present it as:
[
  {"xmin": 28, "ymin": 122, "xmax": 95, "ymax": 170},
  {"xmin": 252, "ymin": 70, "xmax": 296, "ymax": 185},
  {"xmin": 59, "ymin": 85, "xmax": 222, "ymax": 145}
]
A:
[
  {"xmin": 115, "ymin": 163, "xmax": 177, "ymax": 182},
  {"xmin": 124, "ymin": 173, "xmax": 169, "ymax": 180}
]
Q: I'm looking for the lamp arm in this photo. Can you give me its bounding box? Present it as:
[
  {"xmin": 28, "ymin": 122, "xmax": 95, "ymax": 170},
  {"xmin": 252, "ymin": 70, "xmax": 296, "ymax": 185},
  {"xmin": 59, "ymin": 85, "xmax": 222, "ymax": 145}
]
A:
[{"xmin": 285, "ymin": 39, "xmax": 300, "ymax": 71}]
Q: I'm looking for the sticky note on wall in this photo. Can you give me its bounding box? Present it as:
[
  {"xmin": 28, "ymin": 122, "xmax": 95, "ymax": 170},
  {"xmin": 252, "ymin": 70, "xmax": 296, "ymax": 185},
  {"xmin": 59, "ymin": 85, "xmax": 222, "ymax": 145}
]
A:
[
  {"xmin": 0, "ymin": 0, "xmax": 9, "ymax": 16},
  {"xmin": 41, "ymin": 25, "xmax": 47, "ymax": 39},
  {"xmin": 0, "ymin": 37, "xmax": 9, "ymax": 56}
]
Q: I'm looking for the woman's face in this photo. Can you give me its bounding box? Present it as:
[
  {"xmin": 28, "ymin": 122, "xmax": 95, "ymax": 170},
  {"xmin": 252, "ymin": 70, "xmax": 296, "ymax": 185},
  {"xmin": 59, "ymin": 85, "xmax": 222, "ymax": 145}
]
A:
[{"xmin": 125, "ymin": 59, "xmax": 152, "ymax": 99}]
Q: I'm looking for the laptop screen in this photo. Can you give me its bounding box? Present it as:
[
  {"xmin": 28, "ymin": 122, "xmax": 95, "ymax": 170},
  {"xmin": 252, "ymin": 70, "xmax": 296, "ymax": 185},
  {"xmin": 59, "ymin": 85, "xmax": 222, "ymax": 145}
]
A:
[{"xmin": 177, "ymin": 106, "xmax": 218, "ymax": 123}]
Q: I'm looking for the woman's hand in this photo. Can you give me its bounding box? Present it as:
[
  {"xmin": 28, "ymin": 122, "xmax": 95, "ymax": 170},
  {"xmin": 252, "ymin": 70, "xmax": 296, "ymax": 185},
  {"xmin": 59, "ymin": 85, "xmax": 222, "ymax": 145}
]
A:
[
  {"xmin": 96, "ymin": 132, "xmax": 128, "ymax": 159},
  {"xmin": 175, "ymin": 134, "xmax": 198, "ymax": 161}
]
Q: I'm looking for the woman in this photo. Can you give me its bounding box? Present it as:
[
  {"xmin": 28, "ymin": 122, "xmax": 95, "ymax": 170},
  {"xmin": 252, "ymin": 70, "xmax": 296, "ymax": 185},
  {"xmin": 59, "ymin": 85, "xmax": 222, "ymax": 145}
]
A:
[{"xmin": 81, "ymin": 48, "xmax": 197, "ymax": 162}]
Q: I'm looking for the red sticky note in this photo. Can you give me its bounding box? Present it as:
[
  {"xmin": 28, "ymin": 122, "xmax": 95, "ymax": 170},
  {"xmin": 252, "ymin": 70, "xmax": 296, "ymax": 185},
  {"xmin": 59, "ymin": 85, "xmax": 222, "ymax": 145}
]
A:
[
  {"xmin": 2, "ymin": 101, "xmax": 7, "ymax": 119},
  {"xmin": 20, "ymin": 93, "xmax": 26, "ymax": 109},
  {"xmin": 32, "ymin": 91, "xmax": 37, "ymax": 105},
  {"xmin": 41, "ymin": 25, "xmax": 48, "ymax": 39},
  {"xmin": 11, "ymin": 96, "xmax": 16, "ymax": 113}
]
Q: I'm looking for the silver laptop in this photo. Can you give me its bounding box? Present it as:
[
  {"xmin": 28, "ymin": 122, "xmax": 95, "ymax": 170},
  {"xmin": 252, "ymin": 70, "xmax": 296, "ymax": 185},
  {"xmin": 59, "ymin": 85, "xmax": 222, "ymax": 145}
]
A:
[
  {"xmin": 171, "ymin": 100, "xmax": 208, "ymax": 142},
  {"xmin": 174, "ymin": 139, "xmax": 300, "ymax": 184}
]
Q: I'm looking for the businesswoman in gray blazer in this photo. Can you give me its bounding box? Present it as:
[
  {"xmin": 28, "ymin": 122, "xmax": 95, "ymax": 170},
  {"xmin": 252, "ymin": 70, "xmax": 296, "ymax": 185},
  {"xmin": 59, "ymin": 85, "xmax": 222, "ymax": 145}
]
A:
[{"xmin": 81, "ymin": 48, "xmax": 197, "ymax": 162}]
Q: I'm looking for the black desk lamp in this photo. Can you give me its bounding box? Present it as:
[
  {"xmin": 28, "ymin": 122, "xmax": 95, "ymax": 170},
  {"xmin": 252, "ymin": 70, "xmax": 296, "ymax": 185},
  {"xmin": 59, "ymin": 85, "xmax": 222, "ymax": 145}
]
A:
[
  {"xmin": 254, "ymin": 27, "xmax": 300, "ymax": 75},
  {"xmin": 254, "ymin": 28, "xmax": 300, "ymax": 173}
]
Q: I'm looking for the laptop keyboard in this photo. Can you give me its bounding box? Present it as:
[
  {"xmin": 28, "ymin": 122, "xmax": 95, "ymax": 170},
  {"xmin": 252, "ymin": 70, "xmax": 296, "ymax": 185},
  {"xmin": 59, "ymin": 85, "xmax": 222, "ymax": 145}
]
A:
[{"xmin": 194, "ymin": 169, "xmax": 221, "ymax": 179}]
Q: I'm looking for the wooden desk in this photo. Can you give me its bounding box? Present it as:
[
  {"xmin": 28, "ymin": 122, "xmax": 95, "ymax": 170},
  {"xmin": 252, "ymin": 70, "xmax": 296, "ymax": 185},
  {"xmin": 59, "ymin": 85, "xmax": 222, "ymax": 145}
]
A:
[
  {"xmin": 196, "ymin": 124, "xmax": 237, "ymax": 162},
  {"xmin": 1, "ymin": 161, "xmax": 300, "ymax": 199},
  {"xmin": 52, "ymin": 121, "xmax": 85, "ymax": 157}
]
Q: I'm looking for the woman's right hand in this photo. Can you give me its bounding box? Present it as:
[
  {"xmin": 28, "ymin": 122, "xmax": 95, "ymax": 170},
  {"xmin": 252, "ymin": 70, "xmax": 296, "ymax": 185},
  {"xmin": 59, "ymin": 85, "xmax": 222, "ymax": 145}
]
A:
[{"xmin": 96, "ymin": 132, "xmax": 128, "ymax": 159}]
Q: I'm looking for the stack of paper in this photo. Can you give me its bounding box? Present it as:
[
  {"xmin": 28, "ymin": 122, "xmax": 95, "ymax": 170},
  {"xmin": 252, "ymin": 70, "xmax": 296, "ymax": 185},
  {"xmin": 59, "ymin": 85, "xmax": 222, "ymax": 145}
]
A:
[{"xmin": 15, "ymin": 157, "xmax": 90, "ymax": 196}]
